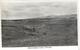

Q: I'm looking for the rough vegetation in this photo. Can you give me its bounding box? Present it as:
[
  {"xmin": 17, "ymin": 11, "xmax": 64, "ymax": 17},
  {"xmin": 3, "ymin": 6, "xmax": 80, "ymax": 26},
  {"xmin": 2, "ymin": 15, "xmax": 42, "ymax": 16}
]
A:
[{"xmin": 2, "ymin": 14, "xmax": 78, "ymax": 47}]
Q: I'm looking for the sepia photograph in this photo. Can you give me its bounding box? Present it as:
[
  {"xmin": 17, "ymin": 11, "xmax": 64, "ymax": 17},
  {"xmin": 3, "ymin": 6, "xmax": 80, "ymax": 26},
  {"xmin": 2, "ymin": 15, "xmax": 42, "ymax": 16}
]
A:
[{"xmin": 1, "ymin": 0, "xmax": 78, "ymax": 47}]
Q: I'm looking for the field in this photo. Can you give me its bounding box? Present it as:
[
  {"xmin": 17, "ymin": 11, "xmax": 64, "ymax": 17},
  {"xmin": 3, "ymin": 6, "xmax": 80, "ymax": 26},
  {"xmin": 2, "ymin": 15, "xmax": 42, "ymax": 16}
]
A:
[{"xmin": 2, "ymin": 14, "xmax": 78, "ymax": 47}]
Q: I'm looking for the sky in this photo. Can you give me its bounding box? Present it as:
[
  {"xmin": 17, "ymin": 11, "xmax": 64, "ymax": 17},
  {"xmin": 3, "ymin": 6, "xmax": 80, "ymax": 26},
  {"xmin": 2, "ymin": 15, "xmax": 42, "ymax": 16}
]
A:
[
  {"xmin": 1, "ymin": 0, "xmax": 77, "ymax": 6},
  {"xmin": 1, "ymin": 0, "xmax": 77, "ymax": 20},
  {"xmin": 2, "ymin": 0, "xmax": 76, "ymax": 2}
]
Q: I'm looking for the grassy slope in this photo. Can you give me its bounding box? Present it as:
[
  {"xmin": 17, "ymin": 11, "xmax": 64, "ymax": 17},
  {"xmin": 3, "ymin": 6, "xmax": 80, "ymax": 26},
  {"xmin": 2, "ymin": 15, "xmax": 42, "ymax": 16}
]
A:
[{"xmin": 2, "ymin": 14, "xmax": 78, "ymax": 47}]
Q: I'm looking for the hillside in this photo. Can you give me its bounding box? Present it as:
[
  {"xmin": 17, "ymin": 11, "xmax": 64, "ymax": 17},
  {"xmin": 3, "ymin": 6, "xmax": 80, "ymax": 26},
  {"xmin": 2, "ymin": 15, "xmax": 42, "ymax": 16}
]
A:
[{"xmin": 2, "ymin": 14, "xmax": 78, "ymax": 47}]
